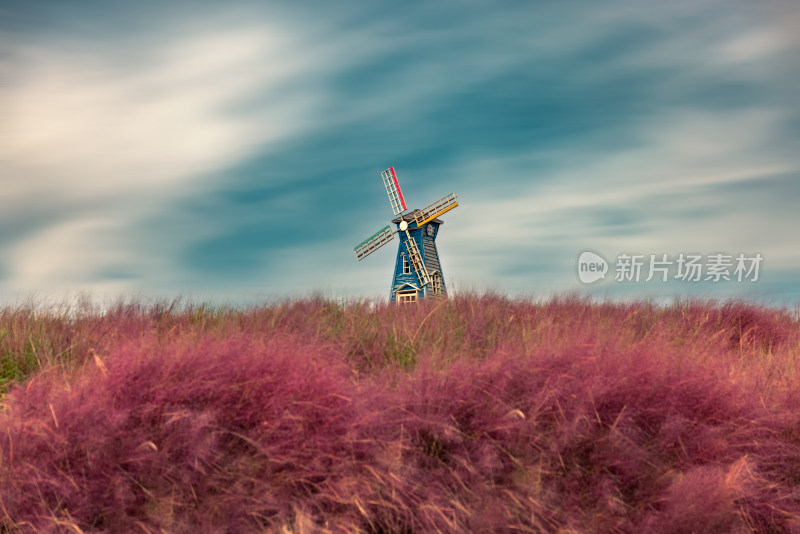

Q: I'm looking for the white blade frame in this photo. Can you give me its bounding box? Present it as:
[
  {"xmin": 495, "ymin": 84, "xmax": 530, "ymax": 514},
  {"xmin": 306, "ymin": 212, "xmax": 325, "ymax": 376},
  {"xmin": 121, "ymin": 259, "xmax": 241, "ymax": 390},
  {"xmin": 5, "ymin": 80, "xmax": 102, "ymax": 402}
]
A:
[
  {"xmin": 381, "ymin": 167, "xmax": 407, "ymax": 216},
  {"xmin": 413, "ymin": 193, "xmax": 458, "ymax": 227},
  {"xmin": 354, "ymin": 225, "xmax": 394, "ymax": 261}
]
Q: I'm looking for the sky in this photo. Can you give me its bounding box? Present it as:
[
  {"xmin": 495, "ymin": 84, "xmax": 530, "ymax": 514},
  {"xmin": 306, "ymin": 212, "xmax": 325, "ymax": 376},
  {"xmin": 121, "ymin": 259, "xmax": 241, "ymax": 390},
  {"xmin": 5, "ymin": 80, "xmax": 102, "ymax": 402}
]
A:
[{"xmin": 1, "ymin": 0, "xmax": 799, "ymax": 307}]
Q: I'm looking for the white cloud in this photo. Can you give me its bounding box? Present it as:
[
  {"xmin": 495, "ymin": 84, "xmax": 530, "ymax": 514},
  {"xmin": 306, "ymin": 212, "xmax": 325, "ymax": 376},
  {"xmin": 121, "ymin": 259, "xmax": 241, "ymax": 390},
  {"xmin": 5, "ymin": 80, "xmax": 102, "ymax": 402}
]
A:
[
  {"xmin": 717, "ymin": 28, "xmax": 792, "ymax": 63},
  {"xmin": 5, "ymin": 216, "xmax": 142, "ymax": 297},
  {"xmin": 444, "ymin": 106, "xmax": 799, "ymax": 297},
  {"xmin": 0, "ymin": 19, "xmax": 322, "ymax": 298},
  {"xmin": 1, "ymin": 26, "xmax": 314, "ymax": 199}
]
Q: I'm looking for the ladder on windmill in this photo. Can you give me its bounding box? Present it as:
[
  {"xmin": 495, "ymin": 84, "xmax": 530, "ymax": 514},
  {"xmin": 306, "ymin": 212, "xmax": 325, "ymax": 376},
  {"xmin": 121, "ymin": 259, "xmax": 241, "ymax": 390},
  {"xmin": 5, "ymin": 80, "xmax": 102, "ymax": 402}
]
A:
[{"xmin": 403, "ymin": 231, "xmax": 431, "ymax": 287}]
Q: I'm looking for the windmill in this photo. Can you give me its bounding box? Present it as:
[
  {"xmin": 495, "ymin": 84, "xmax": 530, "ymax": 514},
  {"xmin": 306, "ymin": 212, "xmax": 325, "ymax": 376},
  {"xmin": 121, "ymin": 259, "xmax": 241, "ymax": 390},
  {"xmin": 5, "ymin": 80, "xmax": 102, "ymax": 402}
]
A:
[{"xmin": 354, "ymin": 166, "xmax": 458, "ymax": 303}]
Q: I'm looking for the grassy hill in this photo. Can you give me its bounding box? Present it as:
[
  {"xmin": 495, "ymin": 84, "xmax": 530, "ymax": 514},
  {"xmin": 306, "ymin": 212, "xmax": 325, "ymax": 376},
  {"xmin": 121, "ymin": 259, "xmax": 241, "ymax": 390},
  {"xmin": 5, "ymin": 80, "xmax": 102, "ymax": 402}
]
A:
[{"xmin": 0, "ymin": 294, "xmax": 799, "ymax": 533}]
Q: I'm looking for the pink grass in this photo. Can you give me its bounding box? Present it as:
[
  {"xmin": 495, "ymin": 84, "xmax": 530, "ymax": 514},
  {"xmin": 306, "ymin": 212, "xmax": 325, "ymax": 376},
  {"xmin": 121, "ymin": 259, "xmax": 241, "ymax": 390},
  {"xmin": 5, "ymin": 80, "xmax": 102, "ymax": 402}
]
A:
[{"xmin": 0, "ymin": 294, "xmax": 799, "ymax": 532}]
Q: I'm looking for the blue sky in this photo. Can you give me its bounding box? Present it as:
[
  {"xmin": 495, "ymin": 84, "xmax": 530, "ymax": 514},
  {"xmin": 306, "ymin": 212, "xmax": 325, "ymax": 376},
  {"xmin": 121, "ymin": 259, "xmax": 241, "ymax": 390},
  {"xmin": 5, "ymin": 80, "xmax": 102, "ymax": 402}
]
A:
[{"xmin": 1, "ymin": 0, "xmax": 798, "ymax": 306}]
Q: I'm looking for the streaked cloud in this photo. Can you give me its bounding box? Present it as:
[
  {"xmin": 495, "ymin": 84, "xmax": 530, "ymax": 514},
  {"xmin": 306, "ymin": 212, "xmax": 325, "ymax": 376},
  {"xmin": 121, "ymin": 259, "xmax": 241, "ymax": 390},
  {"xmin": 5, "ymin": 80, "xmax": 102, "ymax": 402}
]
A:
[
  {"xmin": 0, "ymin": 14, "xmax": 322, "ymax": 298},
  {"xmin": 2, "ymin": 26, "xmax": 309, "ymax": 194},
  {"xmin": 0, "ymin": 0, "xmax": 797, "ymax": 304}
]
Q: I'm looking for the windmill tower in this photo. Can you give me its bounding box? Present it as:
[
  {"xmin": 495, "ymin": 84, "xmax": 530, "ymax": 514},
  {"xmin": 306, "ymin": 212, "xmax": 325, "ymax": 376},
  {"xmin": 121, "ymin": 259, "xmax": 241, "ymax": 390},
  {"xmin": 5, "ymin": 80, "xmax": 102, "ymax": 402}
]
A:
[{"xmin": 354, "ymin": 166, "xmax": 458, "ymax": 303}]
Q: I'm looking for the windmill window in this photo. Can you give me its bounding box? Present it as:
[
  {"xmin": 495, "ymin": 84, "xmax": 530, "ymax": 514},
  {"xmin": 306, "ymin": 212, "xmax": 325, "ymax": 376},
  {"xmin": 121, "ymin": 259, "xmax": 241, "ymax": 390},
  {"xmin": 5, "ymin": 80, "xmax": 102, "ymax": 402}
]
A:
[
  {"xmin": 397, "ymin": 290, "xmax": 418, "ymax": 304},
  {"xmin": 402, "ymin": 253, "xmax": 410, "ymax": 274},
  {"xmin": 431, "ymin": 273, "xmax": 442, "ymax": 296}
]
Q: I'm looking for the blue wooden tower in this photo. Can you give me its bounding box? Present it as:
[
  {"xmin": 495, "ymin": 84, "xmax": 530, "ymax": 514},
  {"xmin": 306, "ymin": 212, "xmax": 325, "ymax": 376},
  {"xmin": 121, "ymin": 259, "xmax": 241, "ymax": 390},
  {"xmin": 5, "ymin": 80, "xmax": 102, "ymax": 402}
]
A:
[
  {"xmin": 389, "ymin": 213, "xmax": 448, "ymax": 303},
  {"xmin": 354, "ymin": 166, "xmax": 458, "ymax": 304}
]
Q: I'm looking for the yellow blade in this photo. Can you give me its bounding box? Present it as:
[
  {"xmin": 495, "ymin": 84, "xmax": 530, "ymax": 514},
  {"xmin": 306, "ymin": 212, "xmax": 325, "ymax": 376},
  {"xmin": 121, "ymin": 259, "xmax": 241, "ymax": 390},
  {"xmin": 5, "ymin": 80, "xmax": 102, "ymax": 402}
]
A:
[{"xmin": 413, "ymin": 193, "xmax": 458, "ymax": 226}]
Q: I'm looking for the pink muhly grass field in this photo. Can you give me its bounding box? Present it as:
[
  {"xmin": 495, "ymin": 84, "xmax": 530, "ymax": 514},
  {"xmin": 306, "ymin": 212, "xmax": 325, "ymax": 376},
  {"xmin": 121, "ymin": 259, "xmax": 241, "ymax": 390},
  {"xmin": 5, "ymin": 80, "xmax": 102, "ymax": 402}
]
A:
[{"xmin": 0, "ymin": 294, "xmax": 799, "ymax": 532}]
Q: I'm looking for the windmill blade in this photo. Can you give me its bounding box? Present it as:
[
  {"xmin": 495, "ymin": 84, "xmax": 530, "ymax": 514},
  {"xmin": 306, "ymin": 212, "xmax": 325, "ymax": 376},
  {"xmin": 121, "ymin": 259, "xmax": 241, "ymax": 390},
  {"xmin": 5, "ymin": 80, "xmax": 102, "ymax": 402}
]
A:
[
  {"xmin": 413, "ymin": 193, "xmax": 458, "ymax": 226},
  {"xmin": 381, "ymin": 167, "xmax": 407, "ymax": 215},
  {"xmin": 403, "ymin": 230, "xmax": 431, "ymax": 286},
  {"xmin": 354, "ymin": 225, "xmax": 394, "ymax": 261}
]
